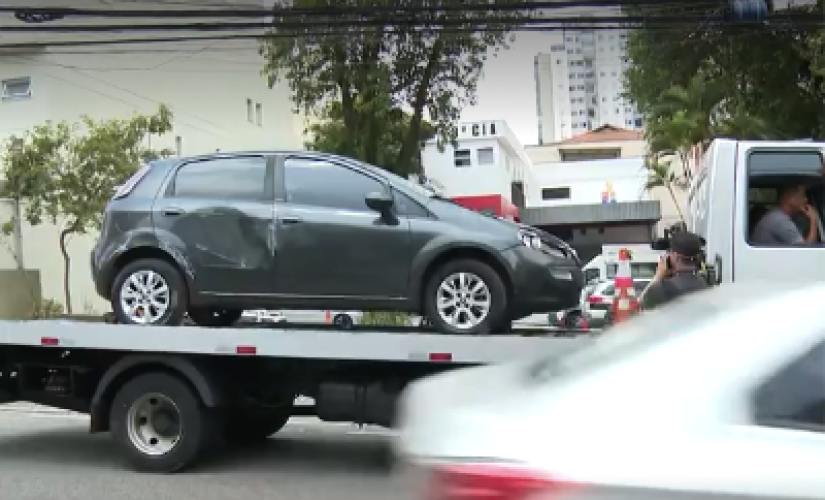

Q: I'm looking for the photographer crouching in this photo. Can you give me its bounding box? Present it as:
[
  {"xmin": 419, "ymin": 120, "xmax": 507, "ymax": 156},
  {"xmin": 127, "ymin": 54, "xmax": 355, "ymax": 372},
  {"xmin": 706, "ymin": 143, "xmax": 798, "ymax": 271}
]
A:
[{"xmin": 639, "ymin": 231, "xmax": 709, "ymax": 311}]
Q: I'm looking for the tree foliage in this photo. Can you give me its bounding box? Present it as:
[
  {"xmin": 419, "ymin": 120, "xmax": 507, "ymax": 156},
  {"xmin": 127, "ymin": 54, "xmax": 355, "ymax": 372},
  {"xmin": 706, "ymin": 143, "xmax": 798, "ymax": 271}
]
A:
[
  {"xmin": 623, "ymin": 1, "xmax": 825, "ymax": 212},
  {"xmin": 260, "ymin": 0, "xmax": 526, "ymax": 173},
  {"xmin": 305, "ymin": 98, "xmax": 436, "ymax": 175},
  {"xmin": 0, "ymin": 105, "xmax": 174, "ymax": 313}
]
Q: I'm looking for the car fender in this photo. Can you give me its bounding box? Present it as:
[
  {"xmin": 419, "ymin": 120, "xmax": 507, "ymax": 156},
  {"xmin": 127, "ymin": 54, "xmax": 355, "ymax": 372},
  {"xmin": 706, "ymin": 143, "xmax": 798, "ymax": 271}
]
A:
[{"xmin": 408, "ymin": 238, "xmax": 515, "ymax": 307}]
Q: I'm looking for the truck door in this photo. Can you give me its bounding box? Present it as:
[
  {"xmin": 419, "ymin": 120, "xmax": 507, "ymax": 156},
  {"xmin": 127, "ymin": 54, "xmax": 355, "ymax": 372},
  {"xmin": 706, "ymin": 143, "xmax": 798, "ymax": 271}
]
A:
[{"xmin": 733, "ymin": 144, "xmax": 825, "ymax": 284}]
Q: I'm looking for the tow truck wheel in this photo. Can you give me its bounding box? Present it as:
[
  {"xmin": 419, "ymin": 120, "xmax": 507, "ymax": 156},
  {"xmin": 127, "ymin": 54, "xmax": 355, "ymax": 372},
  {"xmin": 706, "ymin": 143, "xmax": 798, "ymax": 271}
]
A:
[
  {"xmin": 110, "ymin": 372, "xmax": 213, "ymax": 473},
  {"xmin": 224, "ymin": 411, "xmax": 291, "ymax": 443}
]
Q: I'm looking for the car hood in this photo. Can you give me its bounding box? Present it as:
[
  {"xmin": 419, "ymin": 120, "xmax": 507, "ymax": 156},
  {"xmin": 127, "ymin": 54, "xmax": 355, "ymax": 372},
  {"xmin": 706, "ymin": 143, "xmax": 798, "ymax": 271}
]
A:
[
  {"xmin": 426, "ymin": 198, "xmax": 523, "ymax": 239},
  {"xmin": 425, "ymin": 198, "xmax": 578, "ymax": 259}
]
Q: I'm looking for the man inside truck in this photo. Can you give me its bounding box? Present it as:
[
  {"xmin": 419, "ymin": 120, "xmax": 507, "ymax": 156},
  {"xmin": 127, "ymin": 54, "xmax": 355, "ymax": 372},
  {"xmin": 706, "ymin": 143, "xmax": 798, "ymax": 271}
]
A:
[{"xmin": 751, "ymin": 184, "xmax": 819, "ymax": 245}]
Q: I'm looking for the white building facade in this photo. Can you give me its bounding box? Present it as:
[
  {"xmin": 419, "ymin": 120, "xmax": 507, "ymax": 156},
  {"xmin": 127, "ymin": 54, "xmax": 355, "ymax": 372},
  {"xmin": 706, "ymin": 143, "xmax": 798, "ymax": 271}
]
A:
[
  {"xmin": 0, "ymin": 1, "xmax": 303, "ymax": 313},
  {"xmin": 534, "ymin": 29, "xmax": 644, "ymax": 144},
  {"xmin": 421, "ymin": 120, "xmax": 531, "ymax": 214}
]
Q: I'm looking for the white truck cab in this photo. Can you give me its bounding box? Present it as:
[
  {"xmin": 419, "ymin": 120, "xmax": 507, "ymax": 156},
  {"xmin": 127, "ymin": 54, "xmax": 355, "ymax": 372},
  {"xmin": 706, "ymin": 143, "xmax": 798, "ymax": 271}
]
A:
[{"xmin": 689, "ymin": 138, "xmax": 825, "ymax": 284}]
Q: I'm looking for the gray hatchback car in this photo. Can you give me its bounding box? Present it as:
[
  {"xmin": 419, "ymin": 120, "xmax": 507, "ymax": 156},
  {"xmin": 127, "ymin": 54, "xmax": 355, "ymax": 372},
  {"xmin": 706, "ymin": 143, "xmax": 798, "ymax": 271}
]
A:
[{"xmin": 92, "ymin": 151, "xmax": 583, "ymax": 335}]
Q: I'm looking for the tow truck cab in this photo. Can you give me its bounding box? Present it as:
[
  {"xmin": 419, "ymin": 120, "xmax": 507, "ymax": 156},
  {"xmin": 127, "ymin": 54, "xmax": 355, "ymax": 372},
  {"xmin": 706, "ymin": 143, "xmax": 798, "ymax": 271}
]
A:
[{"xmin": 689, "ymin": 138, "xmax": 825, "ymax": 284}]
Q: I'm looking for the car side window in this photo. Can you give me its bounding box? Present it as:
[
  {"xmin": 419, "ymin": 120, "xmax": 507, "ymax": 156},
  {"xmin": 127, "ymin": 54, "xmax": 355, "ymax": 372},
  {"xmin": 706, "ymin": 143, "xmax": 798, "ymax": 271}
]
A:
[
  {"xmin": 284, "ymin": 158, "xmax": 384, "ymax": 211},
  {"xmin": 752, "ymin": 339, "xmax": 825, "ymax": 432},
  {"xmin": 393, "ymin": 189, "xmax": 430, "ymax": 218},
  {"xmin": 172, "ymin": 156, "xmax": 267, "ymax": 200}
]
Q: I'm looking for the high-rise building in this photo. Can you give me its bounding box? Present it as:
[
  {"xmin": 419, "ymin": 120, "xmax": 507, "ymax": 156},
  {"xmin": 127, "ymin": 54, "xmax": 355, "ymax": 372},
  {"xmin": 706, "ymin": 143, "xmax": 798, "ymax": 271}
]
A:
[{"xmin": 534, "ymin": 29, "xmax": 645, "ymax": 144}]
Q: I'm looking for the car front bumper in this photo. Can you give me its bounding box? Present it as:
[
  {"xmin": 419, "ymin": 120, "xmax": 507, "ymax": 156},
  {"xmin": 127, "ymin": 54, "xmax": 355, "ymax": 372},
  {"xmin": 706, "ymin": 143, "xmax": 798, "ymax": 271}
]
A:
[{"xmin": 502, "ymin": 245, "xmax": 584, "ymax": 315}]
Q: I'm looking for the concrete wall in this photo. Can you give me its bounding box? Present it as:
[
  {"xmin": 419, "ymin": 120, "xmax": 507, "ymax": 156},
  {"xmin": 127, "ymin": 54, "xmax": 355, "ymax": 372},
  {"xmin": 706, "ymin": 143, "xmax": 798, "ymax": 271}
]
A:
[{"xmin": 0, "ymin": 269, "xmax": 42, "ymax": 319}]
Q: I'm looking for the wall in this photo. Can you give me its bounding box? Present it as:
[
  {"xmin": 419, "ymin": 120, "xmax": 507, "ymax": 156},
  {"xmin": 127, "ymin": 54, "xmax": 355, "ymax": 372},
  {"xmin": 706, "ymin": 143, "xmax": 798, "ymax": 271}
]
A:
[
  {"xmin": 528, "ymin": 157, "xmax": 648, "ymax": 207},
  {"xmin": 422, "ymin": 139, "xmax": 512, "ymax": 198},
  {"xmin": 0, "ymin": 270, "xmax": 42, "ymax": 319},
  {"xmin": 0, "ymin": 42, "xmax": 303, "ymax": 314},
  {"xmin": 526, "ymin": 139, "xmax": 646, "ymax": 163}
]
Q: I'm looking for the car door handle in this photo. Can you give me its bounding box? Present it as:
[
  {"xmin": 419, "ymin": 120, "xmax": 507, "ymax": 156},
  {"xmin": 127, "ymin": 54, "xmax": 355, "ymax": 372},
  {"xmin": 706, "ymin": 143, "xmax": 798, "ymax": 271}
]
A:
[
  {"xmin": 278, "ymin": 216, "xmax": 302, "ymax": 225},
  {"xmin": 161, "ymin": 207, "xmax": 185, "ymax": 216}
]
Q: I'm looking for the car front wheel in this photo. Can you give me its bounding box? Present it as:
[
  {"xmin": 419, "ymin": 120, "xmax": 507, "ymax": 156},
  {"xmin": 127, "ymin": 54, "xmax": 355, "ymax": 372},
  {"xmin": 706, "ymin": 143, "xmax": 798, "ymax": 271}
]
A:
[
  {"xmin": 424, "ymin": 259, "xmax": 507, "ymax": 335},
  {"xmin": 111, "ymin": 258, "xmax": 187, "ymax": 326}
]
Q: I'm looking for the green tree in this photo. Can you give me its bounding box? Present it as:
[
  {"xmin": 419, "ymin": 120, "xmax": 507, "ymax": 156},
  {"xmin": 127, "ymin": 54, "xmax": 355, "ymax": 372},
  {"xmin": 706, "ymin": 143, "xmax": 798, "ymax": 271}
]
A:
[
  {"xmin": 624, "ymin": 1, "xmax": 825, "ymax": 144},
  {"xmin": 0, "ymin": 105, "xmax": 174, "ymax": 313},
  {"xmin": 305, "ymin": 99, "xmax": 436, "ymax": 174},
  {"xmin": 260, "ymin": 0, "xmax": 525, "ymax": 173}
]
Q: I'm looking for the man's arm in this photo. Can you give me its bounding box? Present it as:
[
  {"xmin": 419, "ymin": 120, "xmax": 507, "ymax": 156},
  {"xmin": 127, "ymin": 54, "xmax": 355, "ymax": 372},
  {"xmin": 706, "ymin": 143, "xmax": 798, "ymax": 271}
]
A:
[
  {"xmin": 640, "ymin": 281, "xmax": 669, "ymax": 311},
  {"xmin": 772, "ymin": 215, "xmax": 806, "ymax": 245}
]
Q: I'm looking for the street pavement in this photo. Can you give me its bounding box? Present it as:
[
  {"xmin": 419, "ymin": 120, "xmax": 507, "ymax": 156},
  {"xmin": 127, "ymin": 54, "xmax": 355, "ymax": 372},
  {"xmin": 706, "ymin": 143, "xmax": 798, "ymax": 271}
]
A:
[{"xmin": 0, "ymin": 405, "xmax": 420, "ymax": 500}]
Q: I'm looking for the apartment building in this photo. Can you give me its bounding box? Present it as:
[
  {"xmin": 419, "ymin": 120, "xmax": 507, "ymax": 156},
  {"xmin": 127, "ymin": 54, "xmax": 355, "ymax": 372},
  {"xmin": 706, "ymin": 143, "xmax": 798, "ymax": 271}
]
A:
[{"xmin": 534, "ymin": 29, "xmax": 644, "ymax": 144}]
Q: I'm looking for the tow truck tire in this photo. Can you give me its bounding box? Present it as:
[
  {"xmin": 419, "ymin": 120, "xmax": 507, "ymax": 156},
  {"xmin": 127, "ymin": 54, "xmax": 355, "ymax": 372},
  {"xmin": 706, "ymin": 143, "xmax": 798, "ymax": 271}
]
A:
[
  {"xmin": 111, "ymin": 258, "xmax": 187, "ymax": 327},
  {"xmin": 224, "ymin": 412, "xmax": 291, "ymax": 443},
  {"xmin": 188, "ymin": 307, "xmax": 243, "ymax": 328},
  {"xmin": 110, "ymin": 372, "xmax": 213, "ymax": 473},
  {"xmin": 424, "ymin": 259, "xmax": 507, "ymax": 336}
]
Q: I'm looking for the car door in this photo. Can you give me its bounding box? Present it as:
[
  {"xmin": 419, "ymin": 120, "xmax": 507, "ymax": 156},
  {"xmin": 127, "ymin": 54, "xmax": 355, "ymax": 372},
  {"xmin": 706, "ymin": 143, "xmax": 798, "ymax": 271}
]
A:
[
  {"xmin": 153, "ymin": 154, "xmax": 277, "ymax": 295},
  {"xmin": 272, "ymin": 155, "xmax": 412, "ymax": 298}
]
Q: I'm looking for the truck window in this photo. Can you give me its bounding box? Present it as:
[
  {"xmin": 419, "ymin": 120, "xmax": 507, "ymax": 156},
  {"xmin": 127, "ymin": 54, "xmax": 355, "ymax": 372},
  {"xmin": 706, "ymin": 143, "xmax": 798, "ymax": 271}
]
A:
[{"xmin": 746, "ymin": 150, "xmax": 824, "ymax": 246}]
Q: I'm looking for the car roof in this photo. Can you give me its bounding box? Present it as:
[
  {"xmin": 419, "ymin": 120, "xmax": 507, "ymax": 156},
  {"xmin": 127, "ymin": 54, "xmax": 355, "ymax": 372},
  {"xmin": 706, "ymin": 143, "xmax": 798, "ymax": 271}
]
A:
[{"xmin": 159, "ymin": 150, "xmax": 367, "ymax": 166}]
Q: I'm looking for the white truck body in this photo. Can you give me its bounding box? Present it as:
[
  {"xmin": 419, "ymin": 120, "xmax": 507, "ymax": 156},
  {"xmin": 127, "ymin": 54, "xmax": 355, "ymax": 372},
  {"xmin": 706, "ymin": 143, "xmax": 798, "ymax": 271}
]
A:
[{"xmin": 688, "ymin": 138, "xmax": 825, "ymax": 284}]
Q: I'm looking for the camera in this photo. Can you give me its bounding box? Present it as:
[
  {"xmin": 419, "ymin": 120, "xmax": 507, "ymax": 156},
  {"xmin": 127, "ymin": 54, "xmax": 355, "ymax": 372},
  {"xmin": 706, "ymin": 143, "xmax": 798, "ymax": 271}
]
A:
[{"xmin": 651, "ymin": 222, "xmax": 688, "ymax": 251}]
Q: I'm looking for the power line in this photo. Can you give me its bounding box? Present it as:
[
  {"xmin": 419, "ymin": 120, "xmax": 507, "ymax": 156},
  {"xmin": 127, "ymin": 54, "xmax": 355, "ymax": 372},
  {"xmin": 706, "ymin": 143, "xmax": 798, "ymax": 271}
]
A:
[
  {"xmin": 1, "ymin": 1, "xmax": 710, "ymax": 19},
  {"xmin": 0, "ymin": 15, "xmax": 781, "ymax": 33}
]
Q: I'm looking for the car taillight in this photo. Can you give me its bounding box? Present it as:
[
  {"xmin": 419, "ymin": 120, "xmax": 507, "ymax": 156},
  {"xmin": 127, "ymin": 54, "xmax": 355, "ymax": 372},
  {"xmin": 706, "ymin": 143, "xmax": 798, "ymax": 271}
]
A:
[
  {"xmin": 428, "ymin": 463, "xmax": 574, "ymax": 500},
  {"xmin": 112, "ymin": 164, "xmax": 150, "ymax": 200},
  {"xmin": 587, "ymin": 295, "xmax": 604, "ymax": 304}
]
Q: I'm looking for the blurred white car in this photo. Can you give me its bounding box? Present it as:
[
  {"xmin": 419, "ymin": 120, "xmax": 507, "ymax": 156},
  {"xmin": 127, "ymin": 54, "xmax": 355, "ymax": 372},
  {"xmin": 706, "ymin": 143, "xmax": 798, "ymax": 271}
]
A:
[
  {"xmin": 398, "ymin": 282, "xmax": 825, "ymax": 500},
  {"xmin": 240, "ymin": 310, "xmax": 287, "ymax": 324}
]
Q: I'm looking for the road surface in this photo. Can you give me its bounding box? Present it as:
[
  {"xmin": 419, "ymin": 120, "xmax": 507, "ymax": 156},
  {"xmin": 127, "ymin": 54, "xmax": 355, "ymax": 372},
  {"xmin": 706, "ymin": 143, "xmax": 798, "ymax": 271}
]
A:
[{"xmin": 0, "ymin": 406, "xmax": 419, "ymax": 500}]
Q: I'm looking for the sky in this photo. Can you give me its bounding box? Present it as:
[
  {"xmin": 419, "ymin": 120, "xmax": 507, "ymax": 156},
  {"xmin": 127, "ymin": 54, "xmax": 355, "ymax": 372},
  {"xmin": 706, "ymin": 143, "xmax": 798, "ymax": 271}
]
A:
[{"xmin": 461, "ymin": 32, "xmax": 551, "ymax": 148}]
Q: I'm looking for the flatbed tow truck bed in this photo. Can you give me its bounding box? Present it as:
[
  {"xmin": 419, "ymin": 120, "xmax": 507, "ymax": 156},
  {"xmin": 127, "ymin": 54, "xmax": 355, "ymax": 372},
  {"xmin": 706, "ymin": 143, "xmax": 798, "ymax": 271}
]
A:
[{"xmin": 0, "ymin": 320, "xmax": 592, "ymax": 473}]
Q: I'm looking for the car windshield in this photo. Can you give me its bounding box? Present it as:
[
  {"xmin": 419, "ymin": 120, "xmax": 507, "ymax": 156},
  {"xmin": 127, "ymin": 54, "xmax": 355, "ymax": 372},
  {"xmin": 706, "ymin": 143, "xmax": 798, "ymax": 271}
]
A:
[{"xmin": 528, "ymin": 283, "xmax": 783, "ymax": 382}]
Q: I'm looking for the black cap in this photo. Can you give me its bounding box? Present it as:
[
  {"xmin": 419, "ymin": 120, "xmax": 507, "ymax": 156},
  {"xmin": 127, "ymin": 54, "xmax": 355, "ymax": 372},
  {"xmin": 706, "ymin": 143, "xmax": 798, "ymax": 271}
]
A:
[{"xmin": 670, "ymin": 231, "xmax": 705, "ymax": 258}]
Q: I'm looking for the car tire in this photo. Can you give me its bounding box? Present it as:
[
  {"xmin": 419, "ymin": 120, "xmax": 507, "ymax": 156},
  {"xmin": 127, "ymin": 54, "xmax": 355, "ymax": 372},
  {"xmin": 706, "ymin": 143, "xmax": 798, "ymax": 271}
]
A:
[
  {"xmin": 109, "ymin": 372, "xmax": 214, "ymax": 473},
  {"xmin": 188, "ymin": 307, "xmax": 243, "ymax": 328},
  {"xmin": 424, "ymin": 259, "xmax": 507, "ymax": 335},
  {"xmin": 333, "ymin": 313, "xmax": 355, "ymax": 330},
  {"xmin": 223, "ymin": 411, "xmax": 291, "ymax": 443},
  {"xmin": 111, "ymin": 258, "xmax": 187, "ymax": 326}
]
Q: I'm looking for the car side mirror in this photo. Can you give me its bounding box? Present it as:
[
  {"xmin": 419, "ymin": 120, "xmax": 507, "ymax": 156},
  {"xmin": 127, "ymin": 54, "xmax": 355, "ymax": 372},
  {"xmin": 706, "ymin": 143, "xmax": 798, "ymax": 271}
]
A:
[{"xmin": 365, "ymin": 191, "xmax": 394, "ymax": 213}]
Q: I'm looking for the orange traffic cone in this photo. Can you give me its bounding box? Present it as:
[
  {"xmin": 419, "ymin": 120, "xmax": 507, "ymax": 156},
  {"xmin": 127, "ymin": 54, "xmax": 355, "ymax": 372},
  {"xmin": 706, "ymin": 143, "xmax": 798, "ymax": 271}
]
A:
[
  {"xmin": 325, "ymin": 310, "xmax": 332, "ymax": 324},
  {"xmin": 610, "ymin": 248, "xmax": 640, "ymax": 325}
]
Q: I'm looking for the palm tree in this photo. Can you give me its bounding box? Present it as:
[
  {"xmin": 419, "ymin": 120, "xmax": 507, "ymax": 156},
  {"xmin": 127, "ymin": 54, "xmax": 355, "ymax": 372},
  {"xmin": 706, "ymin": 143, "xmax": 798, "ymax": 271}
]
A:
[
  {"xmin": 643, "ymin": 155, "xmax": 686, "ymax": 223},
  {"xmin": 645, "ymin": 68, "xmax": 768, "ymax": 185}
]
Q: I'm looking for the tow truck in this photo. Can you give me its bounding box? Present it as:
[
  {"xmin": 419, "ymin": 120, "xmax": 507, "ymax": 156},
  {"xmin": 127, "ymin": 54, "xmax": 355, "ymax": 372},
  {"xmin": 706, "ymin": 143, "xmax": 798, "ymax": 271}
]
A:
[{"xmin": 0, "ymin": 320, "xmax": 589, "ymax": 473}]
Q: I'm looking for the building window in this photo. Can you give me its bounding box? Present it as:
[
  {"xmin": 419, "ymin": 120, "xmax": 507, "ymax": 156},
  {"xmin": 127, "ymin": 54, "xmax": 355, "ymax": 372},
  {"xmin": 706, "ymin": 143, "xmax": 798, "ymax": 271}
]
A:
[
  {"xmin": 175, "ymin": 136, "xmax": 182, "ymax": 156},
  {"xmin": 2, "ymin": 77, "xmax": 31, "ymax": 100},
  {"xmin": 454, "ymin": 149, "xmax": 472, "ymax": 167},
  {"xmin": 246, "ymin": 98, "xmax": 253, "ymax": 123},
  {"xmin": 477, "ymin": 147, "xmax": 494, "ymax": 165},
  {"xmin": 255, "ymin": 102, "xmax": 262, "ymax": 126},
  {"xmin": 542, "ymin": 187, "xmax": 571, "ymax": 200}
]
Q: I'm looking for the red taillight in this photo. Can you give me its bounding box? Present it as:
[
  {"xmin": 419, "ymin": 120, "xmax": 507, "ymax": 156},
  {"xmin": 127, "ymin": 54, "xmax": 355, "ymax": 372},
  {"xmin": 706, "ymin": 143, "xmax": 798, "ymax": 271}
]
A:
[
  {"xmin": 587, "ymin": 295, "xmax": 604, "ymax": 304},
  {"xmin": 428, "ymin": 463, "xmax": 572, "ymax": 500}
]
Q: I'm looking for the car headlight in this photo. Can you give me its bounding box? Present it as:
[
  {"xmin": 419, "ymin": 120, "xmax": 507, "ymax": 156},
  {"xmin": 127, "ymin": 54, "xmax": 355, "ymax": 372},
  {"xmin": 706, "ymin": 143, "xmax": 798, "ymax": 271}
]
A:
[{"xmin": 519, "ymin": 230, "xmax": 542, "ymax": 250}]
